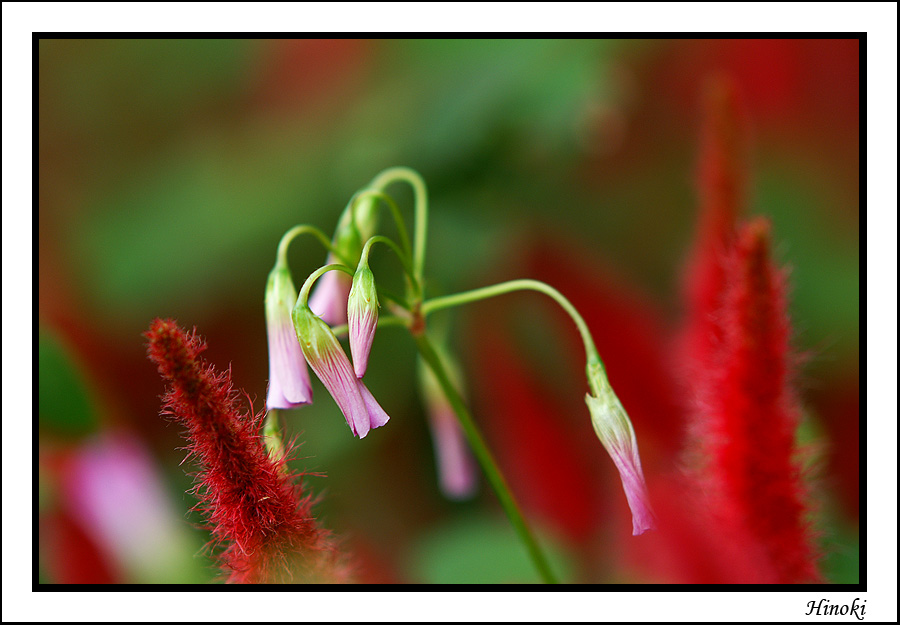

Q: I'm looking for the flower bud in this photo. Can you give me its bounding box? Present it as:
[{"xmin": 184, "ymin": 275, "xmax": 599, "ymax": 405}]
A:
[
  {"xmin": 347, "ymin": 264, "xmax": 379, "ymax": 378},
  {"xmin": 265, "ymin": 266, "xmax": 312, "ymax": 409},
  {"xmin": 585, "ymin": 363, "xmax": 656, "ymax": 535}
]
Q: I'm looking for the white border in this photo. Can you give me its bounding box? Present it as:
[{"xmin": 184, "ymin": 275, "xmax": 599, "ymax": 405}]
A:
[{"xmin": 11, "ymin": 2, "xmax": 894, "ymax": 622}]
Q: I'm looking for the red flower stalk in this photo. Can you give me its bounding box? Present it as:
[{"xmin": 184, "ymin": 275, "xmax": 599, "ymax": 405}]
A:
[
  {"xmin": 696, "ymin": 219, "xmax": 821, "ymax": 583},
  {"xmin": 682, "ymin": 77, "xmax": 748, "ymax": 379},
  {"xmin": 145, "ymin": 318, "xmax": 347, "ymax": 583}
]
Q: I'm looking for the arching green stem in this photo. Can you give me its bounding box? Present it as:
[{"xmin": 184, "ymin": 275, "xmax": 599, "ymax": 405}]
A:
[
  {"xmin": 360, "ymin": 235, "xmax": 416, "ymax": 286},
  {"xmin": 421, "ymin": 279, "xmax": 604, "ymax": 378},
  {"xmin": 368, "ymin": 167, "xmax": 429, "ymax": 285},
  {"xmin": 276, "ymin": 225, "xmax": 352, "ymax": 268},
  {"xmin": 352, "ymin": 190, "xmax": 412, "ymax": 260},
  {"xmin": 297, "ymin": 264, "xmax": 355, "ymax": 307}
]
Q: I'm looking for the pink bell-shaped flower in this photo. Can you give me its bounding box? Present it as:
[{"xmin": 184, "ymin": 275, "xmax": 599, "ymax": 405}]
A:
[
  {"xmin": 265, "ymin": 266, "xmax": 313, "ymax": 409},
  {"xmin": 585, "ymin": 370, "xmax": 656, "ymax": 535},
  {"xmin": 292, "ymin": 303, "xmax": 389, "ymax": 438}
]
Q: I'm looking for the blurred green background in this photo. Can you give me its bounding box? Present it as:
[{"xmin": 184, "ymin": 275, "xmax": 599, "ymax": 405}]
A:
[{"xmin": 38, "ymin": 39, "xmax": 859, "ymax": 584}]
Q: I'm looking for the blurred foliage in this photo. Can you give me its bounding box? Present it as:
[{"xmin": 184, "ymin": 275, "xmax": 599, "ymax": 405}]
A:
[
  {"xmin": 820, "ymin": 522, "xmax": 860, "ymax": 585},
  {"xmin": 38, "ymin": 327, "xmax": 100, "ymax": 437},
  {"xmin": 404, "ymin": 512, "xmax": 575, "ymax": 584}
]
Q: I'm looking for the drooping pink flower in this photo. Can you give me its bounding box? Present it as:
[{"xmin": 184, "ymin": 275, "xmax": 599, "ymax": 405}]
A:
[
  {"xmin": 308, "ymin": 253, "xmax": 352, "ymax": 325},
  {"xmin": 428, "ymin": 409, "xmax": 478, "ymax": 500},
  {"xmin": 292, "ymin": 304, "xmax": 389, "ymax": 438},
  {"xmin": 585, "ymin": 374, "xmax": 656, "ymax": 536},
  {"xmin": 265, "ymin": 266, "xmax": 313, "ymax": 409},
  {"xmin": 347, "ymin": 264, "xmax": 379, "ymax": 378}
]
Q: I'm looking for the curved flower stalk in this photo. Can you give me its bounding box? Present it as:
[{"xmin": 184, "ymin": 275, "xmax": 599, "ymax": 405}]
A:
[
  {"xmin": 292, "ymin": 303, "xmax": 390, "ymax": 439},
  {"xmin": 422, "ymin": 280, "xmax": 655, "ymax": 538},
  {"xmin": 682, "ymin": 77, "xmax": 747, "ymax": 382},
  {"xmin": 265, "ymin": 265, "xmax": 313, "ymax": 409}
]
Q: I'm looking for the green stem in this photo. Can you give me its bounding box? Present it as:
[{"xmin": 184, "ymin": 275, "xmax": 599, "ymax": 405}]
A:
[
  {"xmin": 414, "ymin": 332, "xmax": 559, "ymax": 584},
  {"xmin": 297, "ymin": 263, "xmax": 355, "ymax": 307},
  {"xmin": 353, "ymin": 190, "xmax": 413, "ymax": 260},
  {"xmin": 369, "ymin": 167, "xmax": 428, "ymax": 285},
  {"xmin": 276, "ymin": 225, "xmax": 352, "ymax": 268},
  {"xmin": 360, "ymin": 235, "xmax": 417, "ymax": 288},
  {"xmin": 262, "ymin": 409, "xmax": 285, "ymax": 461},
  {"xmin": 422, "ymin": 279, "xmax": 604, "ymax": 373}
]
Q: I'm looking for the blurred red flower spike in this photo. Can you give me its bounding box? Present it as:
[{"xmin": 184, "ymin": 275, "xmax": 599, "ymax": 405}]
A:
[
  {"xmin": 691, "ymin": 219, "xmax": 822, "ymax": 583},
  {"xmin": 681, "ymin": 76, "xmax": 748, "ymax": 382}
]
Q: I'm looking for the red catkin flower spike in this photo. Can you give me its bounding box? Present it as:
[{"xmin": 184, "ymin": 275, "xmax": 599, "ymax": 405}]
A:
[
  {"xmin": 702, "ymin": 219, "xmax": 821, "ymax": 583},
  {"xmin": 145, "ymin": 318, "xmax": 347, "ymax": 583},
  {"xmin": 682, "ymin": 77, "xmax": 749, "ymax": 378}
]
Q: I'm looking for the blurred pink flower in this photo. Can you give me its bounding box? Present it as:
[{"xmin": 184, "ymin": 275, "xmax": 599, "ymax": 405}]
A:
[
  {"xmin": 418, "ymin": 352, "xmax": 478, "ymax": 500},
  {"xmin": 61, "ymin": 433, "xmax": 188, "ymax": 582},
  {"xmin": 308, "ymin": 253, "xmax": 352, "ymax": 326}
]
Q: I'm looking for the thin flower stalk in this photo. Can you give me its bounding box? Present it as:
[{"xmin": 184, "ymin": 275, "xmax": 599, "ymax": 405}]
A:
[{"xmin": 682, "ymin": 77, "xmax": 748, "ymax": 380}]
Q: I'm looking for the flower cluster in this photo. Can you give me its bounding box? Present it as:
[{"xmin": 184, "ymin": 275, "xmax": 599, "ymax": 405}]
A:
[
  {"xmin": 151, "ymin": 166, "xmax": 660, "ymax": 584},
  {"xmin": 262, "ymin": 169, "xmax": 655, "ymax": 543},
  {"xmin": 264, "ymin": 198, "xmax": 391, "ymax": 440}
]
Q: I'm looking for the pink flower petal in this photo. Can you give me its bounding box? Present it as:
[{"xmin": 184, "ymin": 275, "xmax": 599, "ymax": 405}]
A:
[{"xmin": 309, "ymin": 256, "xmax": 352, "ymax": 325}]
